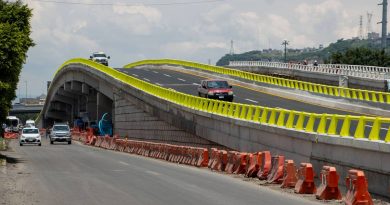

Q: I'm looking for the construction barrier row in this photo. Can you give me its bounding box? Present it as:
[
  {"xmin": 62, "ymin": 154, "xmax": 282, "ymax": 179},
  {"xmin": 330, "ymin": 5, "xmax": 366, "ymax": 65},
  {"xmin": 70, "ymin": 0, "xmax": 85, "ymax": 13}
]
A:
[
  {"xmin": 3, "ymin": 132, "xmax": 19, "ymax": 139},
  {"xmin": 206, "ymin": 148, "xmax": 372, "ymax": 204},
  {"xmin": 70, "ymin": 131, "xmax": 374, "ymax": 204},
  {"xmin": 38, "ymin": 58, "xmax": 390, "ymax": 143},
  {"xmin": 124, "ymin": 59, "xmax": 390, "ymax": 104}
]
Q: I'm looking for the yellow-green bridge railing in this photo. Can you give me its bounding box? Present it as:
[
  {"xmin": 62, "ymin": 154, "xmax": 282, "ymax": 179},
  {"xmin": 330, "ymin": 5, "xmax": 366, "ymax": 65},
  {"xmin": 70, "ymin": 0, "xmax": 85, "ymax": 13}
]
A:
[{"xmin": 38, "ymin": 58, "xmax": 390, "ymax": 143}]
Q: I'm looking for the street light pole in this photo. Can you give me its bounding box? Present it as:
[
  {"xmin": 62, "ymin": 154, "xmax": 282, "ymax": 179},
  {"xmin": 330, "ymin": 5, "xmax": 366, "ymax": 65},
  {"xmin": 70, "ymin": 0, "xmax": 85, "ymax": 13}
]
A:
[
  {"xmin": 24, "ymin": 80, "xmax": 27, "ymax": 105},
  {"xmin": 281, "ymin": 40, "xmax": 289, "ymax": 63}
]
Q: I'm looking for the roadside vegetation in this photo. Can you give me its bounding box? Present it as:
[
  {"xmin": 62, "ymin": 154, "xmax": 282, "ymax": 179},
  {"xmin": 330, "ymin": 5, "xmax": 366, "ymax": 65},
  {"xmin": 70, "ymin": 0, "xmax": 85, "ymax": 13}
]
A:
[{"xmin": 0, "ymin": 0, "xmax": 34, "ymax": 137}]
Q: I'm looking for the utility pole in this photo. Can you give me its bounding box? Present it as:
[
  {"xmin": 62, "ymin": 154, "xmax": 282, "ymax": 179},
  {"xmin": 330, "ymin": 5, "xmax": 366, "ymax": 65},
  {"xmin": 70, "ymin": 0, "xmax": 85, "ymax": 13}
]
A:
[
  {"xmin": 229, "ymin": 40, "xmax": 234, "ymax": 55},
  {"xmin": 281, "ymin": 40, "xmax": 289, "ymax": 63},
  {"xmin": 379, "ymin": 0, "xmax": 388, "ymax": 48},
  {"xmin": 24, "ymin": 80, "xmax": 27, "ymax": 105}
]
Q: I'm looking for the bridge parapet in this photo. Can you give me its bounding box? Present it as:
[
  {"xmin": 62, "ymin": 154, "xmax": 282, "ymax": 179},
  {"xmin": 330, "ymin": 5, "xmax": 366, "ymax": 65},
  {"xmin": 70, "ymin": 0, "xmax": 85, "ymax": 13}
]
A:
[{"xmin": 229, "ymin": 61, "xmax": 390, "ymax": 80}]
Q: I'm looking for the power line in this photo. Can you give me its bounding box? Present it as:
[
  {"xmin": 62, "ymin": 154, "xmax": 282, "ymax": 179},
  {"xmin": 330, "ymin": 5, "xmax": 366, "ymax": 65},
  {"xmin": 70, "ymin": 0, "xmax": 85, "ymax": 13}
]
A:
[{"xmin": 26, "ymin": 0, "xmax": 225, "ymax": 6}]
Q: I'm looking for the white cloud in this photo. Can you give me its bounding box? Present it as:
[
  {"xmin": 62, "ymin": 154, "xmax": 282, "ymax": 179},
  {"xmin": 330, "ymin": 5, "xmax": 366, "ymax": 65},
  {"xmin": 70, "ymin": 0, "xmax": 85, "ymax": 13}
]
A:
[
  {"xmin": 17, "ymin": 0, "xmax": 381, "ymax": 96},
  {"xmin": 112, "ymin": 5, "xmax": 162, "ymax": 23}
]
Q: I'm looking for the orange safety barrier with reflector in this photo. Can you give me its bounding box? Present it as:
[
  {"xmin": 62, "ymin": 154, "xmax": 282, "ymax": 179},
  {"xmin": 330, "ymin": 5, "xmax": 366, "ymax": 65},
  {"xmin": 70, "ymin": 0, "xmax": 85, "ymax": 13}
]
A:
[
  {"xmin": 233, "ymin": 152, "xmax": 248, "ymax": 174},
  {"xmin": 266, "ymin": 155, "xmax": 285, "ymax": 184},
  {"xmin": 295, "ymin": 163, "xmax": 316, "ymax": 194},
  {"xmin": 225, "ymin": 151, "xmax": 238, "ymax": 174},
  {"xmin": 196, "ymin": 148, "xmax": 209, "ymax": 167},
  {"xmin": 257, "ymin": 151, "xmax": 271, "ymax": 180},
  {"xmin": 316, "ymin": 166, "xmax": 342, "ymax": 200},
  {"xmin": 344, "ymin": 170, "xmax": 373, "ymax": 205},
  {"xmin": 281, "ymin": 160, "xmax": 297, "ymax": 188},
  {"xmin": 4, "ymin": 132, "xmax": 18, "ymax": 139},
  {"xmin": 211, "ymin": 150, "xmax": 227, "ymax": 171},
  {"xmin": 245, "ymin": 152, "xmax": 262, "ymax": 178},
  {"xmin": 208, "ymin": 148, "xmax": 218, "ymax": 168},
  {"xmin": 94, "ymin": 136, "xmax": 103, "ymax": 147}
]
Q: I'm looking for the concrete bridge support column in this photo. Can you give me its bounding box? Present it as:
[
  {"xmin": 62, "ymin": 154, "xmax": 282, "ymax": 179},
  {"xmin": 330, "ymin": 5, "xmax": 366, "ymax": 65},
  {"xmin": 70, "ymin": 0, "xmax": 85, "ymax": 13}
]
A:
[
  {"xmin": 86, "ymin": 90, "xmax": 97, "ymax": 123},
  {"xmin": 97, "ymin": 92, "xmax": 113, "ymax": 122}
]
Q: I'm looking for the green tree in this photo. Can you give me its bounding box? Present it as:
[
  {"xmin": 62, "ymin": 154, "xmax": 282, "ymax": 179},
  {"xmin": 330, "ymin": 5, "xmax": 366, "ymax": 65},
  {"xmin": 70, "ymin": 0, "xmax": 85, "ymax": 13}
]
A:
[
  {"xmin": 0, "ymin": 0, "xmax": 34, "ymax": 136},
  {"xmin": 329, "ymin": 47, "xmax": 390, "ymax": 67}
]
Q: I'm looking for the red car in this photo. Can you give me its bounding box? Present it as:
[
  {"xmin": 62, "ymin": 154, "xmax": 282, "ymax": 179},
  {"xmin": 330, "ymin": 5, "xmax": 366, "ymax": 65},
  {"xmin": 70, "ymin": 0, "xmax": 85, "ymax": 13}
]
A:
[{"xmin": 197, "ymin": 79, "xmax": 234, "ymax": 102}]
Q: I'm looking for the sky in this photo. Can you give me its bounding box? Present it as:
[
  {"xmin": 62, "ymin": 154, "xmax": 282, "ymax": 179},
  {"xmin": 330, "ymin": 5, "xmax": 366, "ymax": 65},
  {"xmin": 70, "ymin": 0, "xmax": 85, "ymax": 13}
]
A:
[{"xmin": 15, "ymin": 0, "xmax": 384, "ymax": 98}]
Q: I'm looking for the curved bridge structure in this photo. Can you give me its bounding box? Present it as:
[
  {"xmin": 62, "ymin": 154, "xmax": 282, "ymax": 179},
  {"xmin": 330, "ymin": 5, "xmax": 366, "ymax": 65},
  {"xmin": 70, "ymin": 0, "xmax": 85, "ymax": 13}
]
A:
[{"xmin": 40, "ymin": 58, "xmax": 390, "ymax": 197}]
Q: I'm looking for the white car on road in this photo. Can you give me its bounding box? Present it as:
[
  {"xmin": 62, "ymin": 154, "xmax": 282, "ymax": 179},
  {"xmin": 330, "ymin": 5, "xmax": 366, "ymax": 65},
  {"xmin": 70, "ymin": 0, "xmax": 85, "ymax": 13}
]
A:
[{"xmin": 20, "ymin": 127, "xmax": 42, "ymax": 146}]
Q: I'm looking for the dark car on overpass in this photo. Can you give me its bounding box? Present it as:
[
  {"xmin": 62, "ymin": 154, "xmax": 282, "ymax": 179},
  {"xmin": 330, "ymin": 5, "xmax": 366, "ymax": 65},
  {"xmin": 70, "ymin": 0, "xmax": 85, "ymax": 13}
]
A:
[{"xmin": 197, "ymin": 79, "xmax": 234, "ymax": 102}]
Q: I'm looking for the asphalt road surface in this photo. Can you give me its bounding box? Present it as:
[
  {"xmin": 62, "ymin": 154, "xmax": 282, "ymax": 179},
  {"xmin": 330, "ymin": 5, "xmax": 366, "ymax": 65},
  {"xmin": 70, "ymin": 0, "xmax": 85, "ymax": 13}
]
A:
[
  {"xmin": 118, "ymin": 67, "xmax": 353, "ymax": 115},
  {"xmin": 0, "ymin": 139, "xmax": 322, "ymax": 205}
]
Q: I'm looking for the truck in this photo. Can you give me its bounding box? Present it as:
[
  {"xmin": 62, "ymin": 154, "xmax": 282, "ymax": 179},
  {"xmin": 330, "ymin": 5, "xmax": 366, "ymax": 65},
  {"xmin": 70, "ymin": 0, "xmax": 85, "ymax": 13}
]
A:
[
  {"xmin": 25, "ymin": 119, "xmax": 35, "ymax": 128},
  {"xmin": 5, "ymin": 116, "xmax": 20, "ymax": 132},
  {"xmin": 89, "ymin": 51, "xmax": 110, "ymax": 66}
]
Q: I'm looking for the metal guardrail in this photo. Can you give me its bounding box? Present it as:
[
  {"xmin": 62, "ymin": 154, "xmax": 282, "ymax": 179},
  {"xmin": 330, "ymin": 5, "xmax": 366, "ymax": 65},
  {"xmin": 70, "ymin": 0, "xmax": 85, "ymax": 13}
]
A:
[
  {"xmin": 124, "ymin": 59, "xmax": 390, "ymax": 104},
  {"xmin": 38, "ymin": 58, "xmax": 390, "ymax": 143},
  {"xmin": 228, "ymin": 61, "xmax": 390, "ymax": 80}
]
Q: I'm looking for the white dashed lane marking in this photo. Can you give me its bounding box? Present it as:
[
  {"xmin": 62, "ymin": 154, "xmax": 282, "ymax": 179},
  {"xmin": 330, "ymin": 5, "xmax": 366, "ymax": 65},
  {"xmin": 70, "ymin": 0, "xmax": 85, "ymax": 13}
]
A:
[
  {"xmin": 245, "ymin": 99, "xmax": 258, "ymax": 103},
  {"xmin": 178, "ymin": 78, "xmax": 186, "ymax": 82},
  {"xmin": 143, "ymin": 78, "xmax": 150, "ymax": 82},
  {"xmin": 164, "ymin": 74, "xmax": 171, "ymax": 77}
]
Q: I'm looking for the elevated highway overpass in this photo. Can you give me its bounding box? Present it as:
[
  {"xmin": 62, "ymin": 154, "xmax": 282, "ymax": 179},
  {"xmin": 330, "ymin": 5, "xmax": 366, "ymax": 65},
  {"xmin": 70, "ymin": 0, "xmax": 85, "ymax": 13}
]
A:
[{"xmin": 38, "ymin": 58, "xmax": 390, "ymax": 197}]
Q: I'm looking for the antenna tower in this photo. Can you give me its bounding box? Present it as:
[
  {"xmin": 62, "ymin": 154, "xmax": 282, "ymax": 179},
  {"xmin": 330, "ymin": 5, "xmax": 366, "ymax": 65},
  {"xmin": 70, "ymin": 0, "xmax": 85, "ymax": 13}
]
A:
[
  {"xmin": 230, "ymin": 40, "xmax": 234, "ymax": 55},
  {"xmin": 378, "ymin": 0, "xmax": 388, "ymax": 48},
  {"xmin": 359, "ymin": 15, "xmax": 364, "ymax": 39},
  {"xmin": 367, "ymin": 12, "xmax": 373, "ymax": 37}
]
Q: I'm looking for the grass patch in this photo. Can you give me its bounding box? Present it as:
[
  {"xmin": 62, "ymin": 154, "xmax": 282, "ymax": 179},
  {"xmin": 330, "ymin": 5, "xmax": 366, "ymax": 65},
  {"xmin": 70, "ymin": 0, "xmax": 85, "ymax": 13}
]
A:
[{"xmin": 0, "ymin": 138, "xmax": 7, "ymax": 151}]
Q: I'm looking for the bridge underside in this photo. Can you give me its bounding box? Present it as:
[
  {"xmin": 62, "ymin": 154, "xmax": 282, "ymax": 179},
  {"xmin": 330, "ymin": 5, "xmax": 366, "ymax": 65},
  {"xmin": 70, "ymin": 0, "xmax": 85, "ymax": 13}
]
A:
[{"xmin": 41, "ymin": 65, "xmax": 219, "ymax": 148}]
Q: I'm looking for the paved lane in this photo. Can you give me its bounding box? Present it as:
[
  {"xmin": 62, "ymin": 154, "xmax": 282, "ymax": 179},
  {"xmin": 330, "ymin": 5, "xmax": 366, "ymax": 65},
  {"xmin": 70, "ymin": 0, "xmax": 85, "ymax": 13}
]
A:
[
  {"xmin": 3, "ymin": 139, "xmax": 321, "ymax": 205},
  {"xmin": 118, "ymin": 68, "xmax": 353, "ymax": 115}
]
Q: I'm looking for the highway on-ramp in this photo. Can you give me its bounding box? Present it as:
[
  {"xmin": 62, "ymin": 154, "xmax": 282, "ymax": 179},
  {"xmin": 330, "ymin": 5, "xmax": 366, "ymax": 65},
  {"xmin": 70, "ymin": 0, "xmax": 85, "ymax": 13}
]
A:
[{"xmin": 0, "ymin": 139, "xmax": 322, "ymax": 205}]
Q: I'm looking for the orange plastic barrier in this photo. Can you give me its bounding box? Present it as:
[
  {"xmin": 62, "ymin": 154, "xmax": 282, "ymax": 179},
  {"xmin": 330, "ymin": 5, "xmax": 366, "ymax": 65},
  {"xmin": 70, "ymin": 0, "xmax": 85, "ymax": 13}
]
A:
[
  {"xmin": 344, "ymin": 170, "xmax": 373, "ymax": 205},
  {"xmin": 225, "ymin": 151, "xmax": 238, "ymax": 174},
  {"xmin": 315, "ymin": 166, "xmax": 342, "ymax": 200},
  {"xmin": 266, "ymin": 155, "xmax": 285, "ymax": 184},
  {"xmin": 208, "ymin": 148, "xmax": 219, "ymax": 168},
  {"xmin": 196, "ymin": 148, "xmax": 209, "ymax": 167},
  {"xmin": 257, "ymin": 151, "xmax": 271, "ymax": 180},
  {"xmin": 245, "ymin": 152, "xmax": 262, "ymax": 178},
  {"xmin": 295, "ymin": 163, "xmax": 316, "ymax": 194},
  {"xmin": 4, "ymin": 132, "xmax": 18, "ymax": 139},
  {"xmin": 95, "ymin": 136, "xmax": 104, "ymax": 147},
  {"xmin": 281, "ymin": 160, "xmax": 297, "ymax": 188},
  {"xmin": 233, "ymin": 152, "xmax": 248, "ymax": 174},
  {"xmin": 211, "ymin": 150, "xmax": 227, "ymax": 171}
]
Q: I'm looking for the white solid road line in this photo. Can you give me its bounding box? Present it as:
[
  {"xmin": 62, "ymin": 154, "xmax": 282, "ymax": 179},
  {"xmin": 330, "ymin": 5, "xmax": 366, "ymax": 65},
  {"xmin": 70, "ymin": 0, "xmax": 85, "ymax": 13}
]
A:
[
  {"xmin": 118, "ymin": 161, "xmax": 130, "ymax": 166},
  {"xmin": 178, "ymin": 78, "xmax": 186, "ymax": 82},
  {"xmin": 245, "ymin": 99, "xmax": 258, "ymax": 103},
  {"xmin": 164, "ymin": 74, "xmax": 171, "ymax": 77},
  {"xmin": 143, "ymin": 78, "xmax": 150, "ymax": 82},
  {"xmin": 132, "ymin": 74, "xmax": 138, "ymax": 77}
]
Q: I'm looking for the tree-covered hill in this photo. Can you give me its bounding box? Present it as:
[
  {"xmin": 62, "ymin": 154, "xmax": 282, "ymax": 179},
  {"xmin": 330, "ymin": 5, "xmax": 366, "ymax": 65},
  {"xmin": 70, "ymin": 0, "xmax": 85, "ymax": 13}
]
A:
[{"xmin": 216, "ymin": 38, "xmax": 387, "ymax": 66}]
